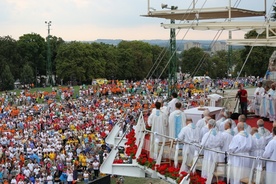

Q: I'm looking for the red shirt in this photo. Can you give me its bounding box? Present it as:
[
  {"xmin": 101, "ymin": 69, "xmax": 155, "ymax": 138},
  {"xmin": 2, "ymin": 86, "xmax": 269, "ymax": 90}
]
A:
[{"xmin": 238, "ymin": 89, "xmax": 247, "ymax": 103}]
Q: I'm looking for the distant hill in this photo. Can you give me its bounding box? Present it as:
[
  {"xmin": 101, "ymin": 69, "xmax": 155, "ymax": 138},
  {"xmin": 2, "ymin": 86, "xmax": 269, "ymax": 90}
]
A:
[{"xmin": 92, "ymin": 39, "xmax": 244, "ymax": 51}]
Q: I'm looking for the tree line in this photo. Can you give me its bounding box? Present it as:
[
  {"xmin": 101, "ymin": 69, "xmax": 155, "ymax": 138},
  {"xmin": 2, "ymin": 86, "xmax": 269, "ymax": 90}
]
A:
[{"xmin": 0, "ymin": 31, "xmax": 274, "ymax": 91}]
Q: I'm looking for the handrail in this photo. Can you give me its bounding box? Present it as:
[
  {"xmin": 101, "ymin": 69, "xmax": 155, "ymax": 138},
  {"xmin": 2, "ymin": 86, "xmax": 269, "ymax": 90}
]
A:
[{"xmin": 144, "ymin": 129, "xmax": 276, "ymax": 162}]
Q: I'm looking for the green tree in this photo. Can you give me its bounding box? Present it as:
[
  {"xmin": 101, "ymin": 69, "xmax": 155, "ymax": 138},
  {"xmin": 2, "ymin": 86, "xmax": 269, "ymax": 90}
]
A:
[
  {"xmin": 1, "ymin": 64, "xmax": 14, "ymax": 90},
  {"xmin": 180, "ymin": 47, "xmax": 210, "ymax": 77},
  {"xmin": 117, "ymin": 41, "xmax": 153, "ymax": 80},
  {"xmin": 49, "ymin": 36, "xmax": 65, "ymax": 78},
  {"xmin": 209, "ymin": 50, "xmax": 228, "ymax": 78},
  {"xmin": 56, "ymin": 42, "xmax": 94, "ymax": 83},
  {"xmin": 21, "ymin": 64, "xmax": 34, "ymax": 85},
  {"xmin": 0, "ymin": 36, "xmax": 22, "ymax": 80},
  {"xmin": 17, "ymin": 33, "xmax": 46, "ymax": 81}
]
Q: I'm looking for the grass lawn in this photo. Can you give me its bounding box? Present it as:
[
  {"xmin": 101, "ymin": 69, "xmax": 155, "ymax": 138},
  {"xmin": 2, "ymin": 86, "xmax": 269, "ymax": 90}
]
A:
[{"xmin": 4, "ymin": 85, "xmax": 81, "ymax": 103}]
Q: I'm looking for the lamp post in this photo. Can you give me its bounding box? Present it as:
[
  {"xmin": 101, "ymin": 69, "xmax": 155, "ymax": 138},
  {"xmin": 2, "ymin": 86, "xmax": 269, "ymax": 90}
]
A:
[
  {"xmin": 162, "ymin": 4, "xmax": 178, "ymax": 97},
  {"xmin": 45, "ymin": 21, "xmax": 52, "ymax": 86}
]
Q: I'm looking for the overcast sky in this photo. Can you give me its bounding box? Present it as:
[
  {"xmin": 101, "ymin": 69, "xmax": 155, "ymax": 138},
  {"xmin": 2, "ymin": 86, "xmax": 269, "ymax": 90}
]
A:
[{"xmin": 0, "ymin": 0, "xmax": 274, "ymax": 41}]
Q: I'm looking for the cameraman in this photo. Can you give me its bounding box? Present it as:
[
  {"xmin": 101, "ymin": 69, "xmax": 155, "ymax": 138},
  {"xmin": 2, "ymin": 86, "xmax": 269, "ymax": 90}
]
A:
[{"xmin": 236, "ymin": 84, "xmax": 248, "ymax": 117}]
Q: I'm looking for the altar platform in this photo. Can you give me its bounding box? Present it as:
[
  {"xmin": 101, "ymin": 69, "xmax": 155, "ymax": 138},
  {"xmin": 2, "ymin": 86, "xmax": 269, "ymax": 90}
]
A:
[{"xmin": 184, "ymin": 106, "xmax": 224, "ymax": 124}]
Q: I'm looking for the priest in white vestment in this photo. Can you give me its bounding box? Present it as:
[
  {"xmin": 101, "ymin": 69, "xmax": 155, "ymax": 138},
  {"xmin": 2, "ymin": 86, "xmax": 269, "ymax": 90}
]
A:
[
  {"xmin": 263, "ymin": 127, "xmax": 276, "ymax": 183},
  {"xmin": 168, "ymin": 102, "xmax": 187, "ymax": 139},
  {"xmin": 167, "ymin": 92, "xmax": 179, "ymax": 114},
  {"xmin": 259, "ymin": 85, "xmax": 270, "ymax": 119},
  {"xmin": 253, "ymin": 82, "xmax": 265, "ymax": 116},
  {"xmin": 221, "ymin": 121, "xmax": 234, "ymax": 152},
  {"xmin": 201, "ymin": 119, "xmax": 223, "ymax": 179},
  {"xmin": 256, "ymin": 119, "xmax": 271, "ymax": 144},
  {"xmin": 229, "ymin": 122, "xmax": 253, "ymax": 184},
  {"xmin": 217, "ymin": 110, "xmax": 237, "ymax": 132},
  {"xmin": 196, "ymin": 109, "xmax": 210, "ymax": 128},
  {"xmin": 233, "ymin": 114, "xmax": 251, "ymax": 135},
  {"xmin": 178, "ymin": 118, "xmax": 200, "ymax": 172},
  {"xmin": 250, "ymin": 127, "xmax": 266, "ymax": 168},
  {"xmin": 148, "ymin": 101, "xmax": 168, "ymax": 159},
  {"xmin": 267, "ymin": 83, "xmax": 276, "ymax": 121}
]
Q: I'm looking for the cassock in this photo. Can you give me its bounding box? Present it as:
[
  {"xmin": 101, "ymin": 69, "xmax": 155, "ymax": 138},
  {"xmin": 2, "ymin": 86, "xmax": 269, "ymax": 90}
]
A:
[
  {"xmin": 228, "ymin": 131, "xmax": 253, "ymax": 184},
  {"xmin": 221, "ymin": 129, "xmax": 234, "ymax": 152},
  {"xmin": 263, "ymin": 137, "xmax": 276, "ymax": 183},
  {"xmin": 201, "ymin": 129, "xmax": 223, "ymax": 179},
  {"xmin": 259, "ymin": 92, "xmax": 269, "ymax": 119},
  {"xmin": 217, "ymin": 118, "xmax": 237, "ymax": 132},
  {"xmin": 168, "ymin": 110, "xmax": 186, "ymax": 139},
  {"xmin": 148, "ymin": 109, "xmax": 168, "ymax": 159},
  {"xmin": 267, "ymin": 89, "xmax": 276, "ymax": 121},
  {"xmin": 167, "ymin": 98, "xmax": 179, "ymax": 114},
  {"xmin": 178, "ymin": 123, "xmax": 200, "ymax": 172},
  {"xmin": 233, "ymin": 123, "xmax": 252, "ymax": 135},
  {"xmin": 250, "ymin": 133, "xmax": 266, "ymax": 167},
  {"xmin": 253, "ymin": 87, "xmax": 265, "ymax": 116},
  {"xmin": 196, "ymin": 116, "xmax": 208, "ymax": 128}
]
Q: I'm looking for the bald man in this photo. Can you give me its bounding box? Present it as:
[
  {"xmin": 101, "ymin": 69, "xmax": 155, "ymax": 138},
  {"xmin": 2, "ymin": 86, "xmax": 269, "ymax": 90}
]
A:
[
  {"xmin": 229, "ymin": 122, "xmax": 253, "ymax": 184},
  {"xmin": 196, "ymin": 109, "xmax": 210, "ymax": 129},
  {"xmin": 201, "ymin": 119, "xmax": 223, "ymax": 179},
  {"xmin": 257, "ymin": 119, "xmax": 270, "ymax": 137},
  {"xmin": 233, "ymin": 114, "xmax": 251, "ymax": 135},
  {"xmin": 250, "ymin": 127, "xmax": 266, "ymax": 167}
]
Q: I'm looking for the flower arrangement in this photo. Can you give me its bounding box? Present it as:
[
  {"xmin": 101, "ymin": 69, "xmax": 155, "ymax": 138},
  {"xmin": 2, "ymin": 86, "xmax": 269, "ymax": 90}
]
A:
[
  {"xmin": 124, "ymin": 129, "xmax": 138, "ymax": 159},
  {"xmin": 113, "ymin": 158, "xmax": 124, "ymax": 164},
  {"xmin": 137, "ymin": 150, "xmax": 148, "ymax": 165},
  {"xmin": 156, "ymin": 164, "xmax": 180, "ymax": 179},
  {"xmin": 176, "ymin": 171, "xmax": 207, "ymax": 184},
  {"xmin": 137, "ymin": 151, "xmax": 156, "ymax": 170}
]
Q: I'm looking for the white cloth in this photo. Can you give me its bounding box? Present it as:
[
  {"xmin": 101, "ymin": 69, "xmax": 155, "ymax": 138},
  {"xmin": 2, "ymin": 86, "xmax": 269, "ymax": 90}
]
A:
[
  {"xmin": 263, "ymin": 137, "xmax": 276, "ymax": 183},
  {"xmin": 250, "ymin": 133, "xmax": 266, "ymax": 167},
  {"xmin": 267, "ymin": 89, "xmax": 276, "ymax": 121},
  {"xmin": 217, "ymin": 118, "xmax": 237, "ymax": 132},
  {"xmin": 201, "ymin": 129, "xmax": 223, "ymax": 179},
  {"xmin": 221, "ymin": 129, "xmax": 234, "ymax": 152},
  {"xmin": 196, "ymin": 117, "xmax": 208, "ymax": 129},
  {"xmin": 253, "ymin": 87, "xmax": 265, "ymax": 116},
  {"xmin": 260, "ymin": 92, "xmax": 269, "ymax": 118},
  {"xmin": 178, "ymin": 123, "xmax": 200, "ymax": 172},
  {"xmin": 168, "ymin": 98, "xmax": 179, "ymax": 114},
  {"xmin": 228, "ymin": 131, "xmax": 253, "ymax": 184},
  {"xmin": 233, "ymin": 122, "xmax": 251, "ymax": 135},
  {"xmin": 168, "ymin": 110, "xmax": 186, "ymax": 139}
]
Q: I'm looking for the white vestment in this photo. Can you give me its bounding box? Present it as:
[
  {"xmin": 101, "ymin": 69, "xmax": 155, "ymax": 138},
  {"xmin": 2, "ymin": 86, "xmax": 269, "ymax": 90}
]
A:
[
  {"xmin": 221, "ymin": 129, "xmax": 234, "ymax": 152},
  {"xmin": 178, "ymin": 123, "xmax": 200, "ymax": 172},
  {"xmin": 259, "ymin": 93, "xmax": 269, "ymax": 118},
  {"xmin": 267, "ymin": 89, "xmax": 276, "ymax": 121},
  {"xmin": 168, "ymin": 110, "xmax": 187, "ymax": 139},
  {"xmin": 233, "ymin": 122, "xmax": 252, "ymax": 135},
  {"xmin": 253, "ymin": 87, "xmax": 265, "ymax": 116},
  {"xmin": 263, "ymin": 137, "xmax": 276, "ymax": 183},
  {"xmin": 228, "ymin": 131, "xmax": 253, "ymax": 184},
  {"xmin": 167, "ymin": 98, "xmax": 179, "ymax": 114},
  {"xmin": 148, "ymin": 109, "xmax": 168, "ymax": 159},
  {"xmin": 217, "ymin": 118, "xmax": 237, "ymax": 132},
  {"xmin": 201, "ymin": 129, "xmax": 223, "ymax": 179},
  {"xmin": 250, "ymin": 133, "xmax": 266, "ymax": 167}
]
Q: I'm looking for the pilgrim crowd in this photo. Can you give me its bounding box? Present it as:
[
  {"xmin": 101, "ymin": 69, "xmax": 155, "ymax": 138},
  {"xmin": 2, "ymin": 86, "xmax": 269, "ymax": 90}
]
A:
[{"xmin": 0, "ymin": 79, "xmax": 177, "ymax": 184}]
